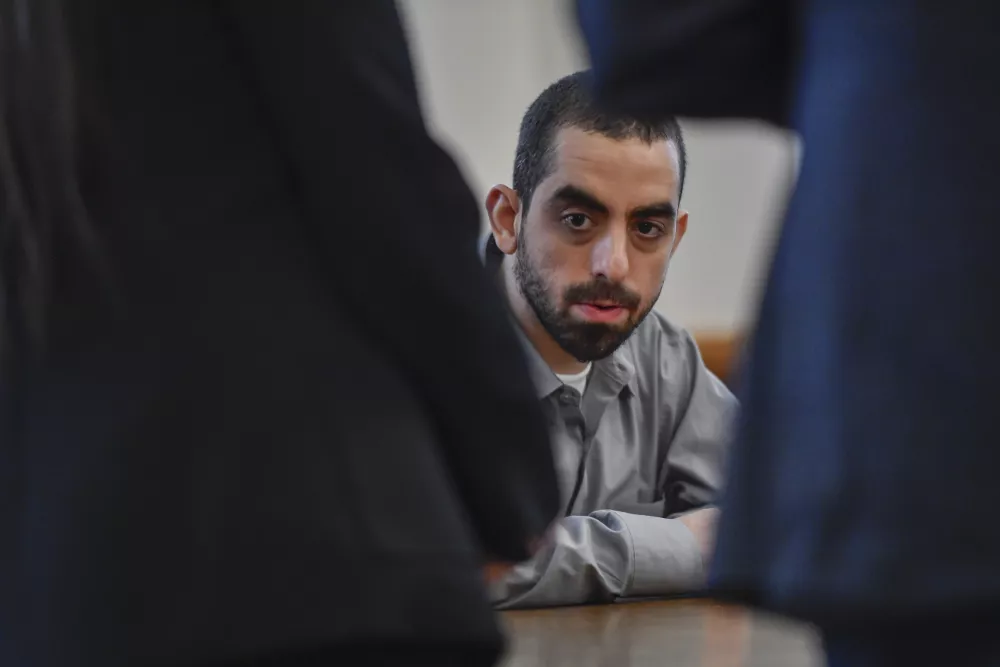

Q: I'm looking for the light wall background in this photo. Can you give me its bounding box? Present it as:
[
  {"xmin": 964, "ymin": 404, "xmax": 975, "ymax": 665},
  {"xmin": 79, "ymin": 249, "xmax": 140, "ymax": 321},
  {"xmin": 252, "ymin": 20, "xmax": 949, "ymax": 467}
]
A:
[{"xmin": 399, "ymin": 0, "xmax": 799, "ymax": 334}]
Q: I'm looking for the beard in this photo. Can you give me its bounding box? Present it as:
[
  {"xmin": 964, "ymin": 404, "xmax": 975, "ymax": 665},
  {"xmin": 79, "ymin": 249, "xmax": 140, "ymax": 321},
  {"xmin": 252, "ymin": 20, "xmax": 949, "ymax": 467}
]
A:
[{"xmin": 513, "ymin": 231, "xmax": 659, "ymax": 362}]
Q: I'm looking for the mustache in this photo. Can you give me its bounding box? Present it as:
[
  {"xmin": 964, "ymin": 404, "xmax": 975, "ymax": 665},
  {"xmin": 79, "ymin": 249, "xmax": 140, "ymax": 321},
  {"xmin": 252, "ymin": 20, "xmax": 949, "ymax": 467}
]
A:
[{"xmin": 563, "ymin": 279, "xmax": 641, "ymax": 310}]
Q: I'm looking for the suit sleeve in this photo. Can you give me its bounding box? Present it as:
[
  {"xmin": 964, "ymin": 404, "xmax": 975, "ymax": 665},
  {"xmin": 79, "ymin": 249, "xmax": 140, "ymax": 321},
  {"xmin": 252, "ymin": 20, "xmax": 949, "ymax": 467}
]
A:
[
  {"xmin": 576, "ymin": 0, "xmax": 796, "ymax": 127},
  {"xmin": 218, "ymin": 1, "xmax": 558, "ymax": 562}
]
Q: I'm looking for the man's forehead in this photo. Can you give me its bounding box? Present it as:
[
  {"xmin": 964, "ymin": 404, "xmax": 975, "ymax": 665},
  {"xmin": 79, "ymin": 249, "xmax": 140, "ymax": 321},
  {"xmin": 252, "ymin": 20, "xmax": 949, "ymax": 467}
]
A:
[{"xmin": 541, "ymin": 126, "xmax": 681, "ymax": 205}]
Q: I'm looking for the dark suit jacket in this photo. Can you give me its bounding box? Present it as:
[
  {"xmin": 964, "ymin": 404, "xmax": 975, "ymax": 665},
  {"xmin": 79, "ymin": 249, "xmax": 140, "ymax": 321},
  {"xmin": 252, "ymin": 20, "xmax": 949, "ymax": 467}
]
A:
[
  {"xmin": 0, "ymin": 3, "xmax": 558, "ymax": 665},
  {"xmin": 579, "ymin": 0, "xmax": 1000, "ymax": 629}
]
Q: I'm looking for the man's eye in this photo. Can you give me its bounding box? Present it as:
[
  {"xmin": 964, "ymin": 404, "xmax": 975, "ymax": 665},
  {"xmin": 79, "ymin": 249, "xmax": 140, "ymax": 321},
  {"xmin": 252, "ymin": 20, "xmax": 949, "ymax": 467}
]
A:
[
  {"xmin": 635, "ymin": 221, "xmax": 664, "ymax": 238},
  {"xmin": 562, "ymin": 213, "xmax": 591, "ymax": 230}
]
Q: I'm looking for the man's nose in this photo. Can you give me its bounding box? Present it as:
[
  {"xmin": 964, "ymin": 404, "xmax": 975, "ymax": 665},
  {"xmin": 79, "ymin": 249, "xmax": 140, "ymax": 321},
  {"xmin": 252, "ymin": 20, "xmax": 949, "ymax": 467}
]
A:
[{"xmin": 591, "ymin": 227, "xmax": 629, "ymax": 283}]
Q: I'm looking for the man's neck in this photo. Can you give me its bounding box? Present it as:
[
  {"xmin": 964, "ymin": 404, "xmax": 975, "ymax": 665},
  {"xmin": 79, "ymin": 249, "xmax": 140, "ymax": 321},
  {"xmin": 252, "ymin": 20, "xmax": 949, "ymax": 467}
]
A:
[{"xmin": 502, "ymin": 268, "xmax": 588, "ymax": 376}]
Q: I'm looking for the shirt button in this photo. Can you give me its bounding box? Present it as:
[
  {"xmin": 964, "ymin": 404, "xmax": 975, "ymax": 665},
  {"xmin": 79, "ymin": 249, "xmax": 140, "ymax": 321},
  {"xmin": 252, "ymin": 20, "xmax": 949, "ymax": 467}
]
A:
[{"xmin": 559, "ymin": 390, "xmax": 578, "ymax": 405}]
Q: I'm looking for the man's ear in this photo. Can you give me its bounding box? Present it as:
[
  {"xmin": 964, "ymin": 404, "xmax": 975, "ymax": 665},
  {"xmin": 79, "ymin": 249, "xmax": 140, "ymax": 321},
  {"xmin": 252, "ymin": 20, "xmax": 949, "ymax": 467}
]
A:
[
  {"xmin": 485, "ymin": 185, "xmax": 520, "ymax": 255},
  {"xmin": 670, "ymin": 209, "xmax": 690, "ymax": 257}
]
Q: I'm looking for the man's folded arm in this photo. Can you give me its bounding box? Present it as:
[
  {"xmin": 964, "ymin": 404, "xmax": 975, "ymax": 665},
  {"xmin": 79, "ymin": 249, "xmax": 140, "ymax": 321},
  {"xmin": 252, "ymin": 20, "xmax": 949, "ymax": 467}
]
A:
[{"xmin": 492, "ymin": 510, "xmax": 705, "ymax": 609}]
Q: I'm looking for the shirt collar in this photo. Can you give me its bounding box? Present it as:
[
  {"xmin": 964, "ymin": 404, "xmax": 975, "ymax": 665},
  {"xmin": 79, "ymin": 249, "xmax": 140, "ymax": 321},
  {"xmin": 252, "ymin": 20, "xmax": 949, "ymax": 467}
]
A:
[
  {"xmin": 483, "ymin": 233, "xmax": 638, "ymax": 400},
  {"xmin": 597, "ymin": 341, "xmax": 639, "ymax": 398}
]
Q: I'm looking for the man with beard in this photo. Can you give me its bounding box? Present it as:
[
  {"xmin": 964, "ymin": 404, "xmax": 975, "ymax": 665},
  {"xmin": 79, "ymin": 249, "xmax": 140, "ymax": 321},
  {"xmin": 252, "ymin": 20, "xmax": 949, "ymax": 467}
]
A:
[{"xmin": 485, "ymin": 72, "xmax": 738, "ymax": 609}]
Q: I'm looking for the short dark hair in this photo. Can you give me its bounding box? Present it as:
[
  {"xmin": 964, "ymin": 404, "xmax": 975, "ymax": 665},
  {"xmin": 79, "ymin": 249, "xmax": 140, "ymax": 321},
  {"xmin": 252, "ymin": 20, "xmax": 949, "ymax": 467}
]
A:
[{"xmin": 512, "ymin": 71, "xmax": 687, "ymax": 212}]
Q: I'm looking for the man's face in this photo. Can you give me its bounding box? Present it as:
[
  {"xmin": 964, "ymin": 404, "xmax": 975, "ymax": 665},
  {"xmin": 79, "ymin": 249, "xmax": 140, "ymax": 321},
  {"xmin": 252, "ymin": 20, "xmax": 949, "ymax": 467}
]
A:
[{"xmin": 513, "ymin": 127, "xmax": 686, "ymax": 362}]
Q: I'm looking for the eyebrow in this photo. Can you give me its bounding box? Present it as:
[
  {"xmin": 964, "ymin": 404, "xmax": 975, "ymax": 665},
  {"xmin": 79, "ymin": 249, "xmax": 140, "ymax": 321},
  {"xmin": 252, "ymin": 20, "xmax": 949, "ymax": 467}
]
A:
[
  {"xmin": 549, "ymin": 184, "xmax": 676, "ymax": 221},
  {"xmin": 630, "ymin": 202, "xmax": 677, "ymax": 222},
  {"xmin": 549, "ymin": 184, "xmax": 609, "ymax": 216}
]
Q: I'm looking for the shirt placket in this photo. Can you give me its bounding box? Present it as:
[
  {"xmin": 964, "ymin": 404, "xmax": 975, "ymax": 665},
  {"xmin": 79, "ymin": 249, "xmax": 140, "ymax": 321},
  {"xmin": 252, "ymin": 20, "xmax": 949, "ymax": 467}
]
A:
[{"xmin": 554, "ymin": 386, "xmax": 589, "ymax": 515}]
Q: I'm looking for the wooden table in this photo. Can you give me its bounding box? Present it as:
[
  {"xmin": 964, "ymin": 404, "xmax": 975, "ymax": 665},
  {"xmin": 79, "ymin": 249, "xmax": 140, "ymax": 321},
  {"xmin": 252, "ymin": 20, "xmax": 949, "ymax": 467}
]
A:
[{"xmin": 499, "ymin": 600, "xmax": 822, "ymax": 667}]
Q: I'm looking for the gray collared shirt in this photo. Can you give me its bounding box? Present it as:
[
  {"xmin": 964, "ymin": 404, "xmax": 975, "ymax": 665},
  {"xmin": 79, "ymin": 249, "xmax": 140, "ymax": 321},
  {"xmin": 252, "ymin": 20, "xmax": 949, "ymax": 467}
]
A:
[{"xmin": 484, "ymin": 237, "xmax": 738, "ymax": 609}]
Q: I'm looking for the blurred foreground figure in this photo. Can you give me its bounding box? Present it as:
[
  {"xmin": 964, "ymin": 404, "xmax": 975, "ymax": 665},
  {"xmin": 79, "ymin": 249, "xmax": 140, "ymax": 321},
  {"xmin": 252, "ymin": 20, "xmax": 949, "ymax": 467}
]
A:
[
  {"xmin": 578, "ymin": 1, "xmax": 1000, "ymax": 664},
  {"xmin": 0, "ymin": 2, "xmax": 557, "ymax": 665}
]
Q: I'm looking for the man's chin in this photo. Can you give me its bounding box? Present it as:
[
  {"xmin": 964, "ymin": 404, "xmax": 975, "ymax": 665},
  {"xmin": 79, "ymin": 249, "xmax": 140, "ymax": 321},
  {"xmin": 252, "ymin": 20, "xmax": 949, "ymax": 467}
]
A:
[{"xmin": 559, "ymin": 329, "xmax": 632, "ymax": 362}]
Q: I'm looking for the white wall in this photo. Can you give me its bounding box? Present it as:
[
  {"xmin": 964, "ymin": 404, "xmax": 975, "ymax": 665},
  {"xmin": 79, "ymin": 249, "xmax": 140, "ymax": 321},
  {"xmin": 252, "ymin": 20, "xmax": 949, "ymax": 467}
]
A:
[
  {"xmin": 665, "ymin": 121, "xmax": 797, "ymax": 332},
  {"xmin": 400, "ymin": 0, "xmax": 798, "ymax": 333}
]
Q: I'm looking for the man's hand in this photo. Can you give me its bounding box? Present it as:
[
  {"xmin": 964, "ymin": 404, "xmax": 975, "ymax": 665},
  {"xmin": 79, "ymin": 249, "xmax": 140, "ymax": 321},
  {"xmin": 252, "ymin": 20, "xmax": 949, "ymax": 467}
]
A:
[
  {"xmin": 677, "ymin": 507, "xmax": 720, "ymax": 566},
  {"xmin": 482, "ymin": 532, "xmax": 550, "ymax": 583},
  {"xmin": 483, "ymin": 562, "xmax": 514, "ymax": 583}
]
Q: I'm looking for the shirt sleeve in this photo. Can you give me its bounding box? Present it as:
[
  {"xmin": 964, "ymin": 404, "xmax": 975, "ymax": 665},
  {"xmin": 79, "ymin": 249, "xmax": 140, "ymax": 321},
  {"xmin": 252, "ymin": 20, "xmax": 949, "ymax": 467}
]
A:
[
  {"xmin": 493, "ymin": 329, "xmax": 739, "ymax": 608},
  {"xmin": 660, "ymin": 331, "xmax": 739, "ymax": 516},
  {"xmin": 491, "ymin": 510, "xmax": 704, "ymax": 609}
]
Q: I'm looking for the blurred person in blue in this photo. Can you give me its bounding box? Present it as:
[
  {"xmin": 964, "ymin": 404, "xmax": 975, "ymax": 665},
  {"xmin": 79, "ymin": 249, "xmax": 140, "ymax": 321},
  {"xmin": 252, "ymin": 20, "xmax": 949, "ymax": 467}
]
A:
[
  {"xmin": 0, "ymin": 2, "xmax": 558, "ymax": 666},
  {"xmin": 578, "ymin": 0, "xmax": 1000, "ymax": 664},
  {"xmin": 485, "ymin": 73, "xmax": 737, "ymax": 609}
]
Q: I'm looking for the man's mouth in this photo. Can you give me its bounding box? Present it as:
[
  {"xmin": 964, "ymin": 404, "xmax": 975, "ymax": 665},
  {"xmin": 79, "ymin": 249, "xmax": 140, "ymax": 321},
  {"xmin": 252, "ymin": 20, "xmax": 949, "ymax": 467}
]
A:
[{"xmin": 571, "ymin": 301, "xmax": 630, "ymax": 324}]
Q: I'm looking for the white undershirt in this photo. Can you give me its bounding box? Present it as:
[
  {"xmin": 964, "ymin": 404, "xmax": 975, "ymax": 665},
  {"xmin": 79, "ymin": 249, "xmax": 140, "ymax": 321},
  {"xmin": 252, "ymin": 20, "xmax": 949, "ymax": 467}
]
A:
[{"xmin": 555, "ymin": 363, "xmax": 592, "ymax": 395}]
